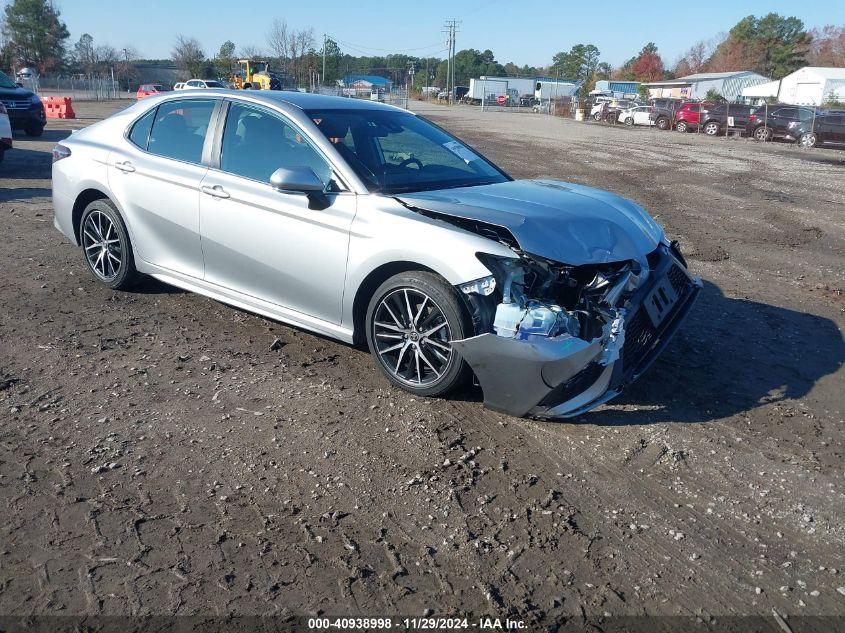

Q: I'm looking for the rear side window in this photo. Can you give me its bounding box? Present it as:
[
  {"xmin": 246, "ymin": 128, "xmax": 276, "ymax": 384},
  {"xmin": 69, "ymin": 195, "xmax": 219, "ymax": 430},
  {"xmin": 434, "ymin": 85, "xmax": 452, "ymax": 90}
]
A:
[
  {"xmin": 147, "ymin": 99, "xmax": 216, "ymax": 164},
  {"xmin": 128, "ymin": 108, "xmax": 156, "ymax": 149}
]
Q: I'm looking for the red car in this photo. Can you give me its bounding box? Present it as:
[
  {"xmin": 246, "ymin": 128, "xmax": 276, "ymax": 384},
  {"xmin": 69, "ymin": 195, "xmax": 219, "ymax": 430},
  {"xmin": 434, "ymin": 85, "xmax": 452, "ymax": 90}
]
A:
[
  {"xmin": 136, "ymin": 84, "xmax": 169, "ymax": 100},
  {"xmin": 674, "ymin": 102, "xmax": 711, "ymax": 132}
]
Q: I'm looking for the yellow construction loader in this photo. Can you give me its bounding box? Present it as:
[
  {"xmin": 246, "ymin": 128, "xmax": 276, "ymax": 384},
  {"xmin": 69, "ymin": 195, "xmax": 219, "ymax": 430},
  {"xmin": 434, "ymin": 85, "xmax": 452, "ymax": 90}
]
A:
[{"xmin": 231, "ymin": 59, "xmax": 273, "ymax": 90}]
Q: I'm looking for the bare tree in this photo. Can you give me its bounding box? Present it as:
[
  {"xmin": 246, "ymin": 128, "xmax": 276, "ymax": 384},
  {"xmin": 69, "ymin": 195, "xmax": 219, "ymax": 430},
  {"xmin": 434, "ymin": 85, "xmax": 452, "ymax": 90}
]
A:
[
  {"xmin": 266, "ymin": 18, "xmax": 288, "ymax": 73},
  {"xmin": 95, "ymin": 44, "xmax": 118, "ymax": 72},
  {"xmin": 172, "ymin": 35, "xmax": 206, "ymax": 79},
  {"xmin": 238, "ymin": 45, "xmax": 265, "ymax": 60}
]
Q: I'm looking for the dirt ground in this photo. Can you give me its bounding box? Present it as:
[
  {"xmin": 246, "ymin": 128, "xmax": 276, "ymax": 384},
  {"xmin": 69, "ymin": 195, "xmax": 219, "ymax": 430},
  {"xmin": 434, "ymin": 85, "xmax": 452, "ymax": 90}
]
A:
[{"xmin": 1, "ymin": 99, "xmax": 843, "ymax": 631}]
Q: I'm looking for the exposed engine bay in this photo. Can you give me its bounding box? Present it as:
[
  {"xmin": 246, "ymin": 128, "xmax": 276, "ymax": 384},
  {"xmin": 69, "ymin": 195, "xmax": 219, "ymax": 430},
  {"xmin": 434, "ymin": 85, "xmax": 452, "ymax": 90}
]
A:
[{"xmin": 450, "ymin": 244, "xmax": 700, "ymax": 418}]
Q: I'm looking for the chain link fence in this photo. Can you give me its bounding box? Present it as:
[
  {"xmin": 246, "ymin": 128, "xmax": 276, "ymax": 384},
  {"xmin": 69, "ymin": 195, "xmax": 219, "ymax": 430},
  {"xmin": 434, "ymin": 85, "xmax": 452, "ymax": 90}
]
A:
[{"xmin": 31, "ymin": 74, "xmax": 129, "ymax": 101}]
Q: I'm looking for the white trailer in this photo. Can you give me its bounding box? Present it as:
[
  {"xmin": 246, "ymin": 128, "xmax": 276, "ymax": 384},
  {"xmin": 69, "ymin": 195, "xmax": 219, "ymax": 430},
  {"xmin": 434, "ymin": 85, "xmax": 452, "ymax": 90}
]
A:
[
  {"xmin": 468, "ymin": 77, "xmax": 508, "ymax": 102},
  {"xmin": 534, "ymin": 80, "xmax": 578, "ymax": 100}
]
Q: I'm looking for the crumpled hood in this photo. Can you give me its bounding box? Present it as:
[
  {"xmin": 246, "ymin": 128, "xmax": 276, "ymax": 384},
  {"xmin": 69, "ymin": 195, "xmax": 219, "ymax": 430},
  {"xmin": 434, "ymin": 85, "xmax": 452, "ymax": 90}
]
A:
[{"xmin": 397, "ymin": 179, "xmax": 664, "ymax": 265}]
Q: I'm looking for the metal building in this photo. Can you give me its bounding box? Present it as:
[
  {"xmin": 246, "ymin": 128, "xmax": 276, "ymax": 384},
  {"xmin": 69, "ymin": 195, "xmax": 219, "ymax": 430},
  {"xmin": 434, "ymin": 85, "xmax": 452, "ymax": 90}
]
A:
[{"xmin": 643, "ymin": 71, "xmax": 771, "ymax": 100}]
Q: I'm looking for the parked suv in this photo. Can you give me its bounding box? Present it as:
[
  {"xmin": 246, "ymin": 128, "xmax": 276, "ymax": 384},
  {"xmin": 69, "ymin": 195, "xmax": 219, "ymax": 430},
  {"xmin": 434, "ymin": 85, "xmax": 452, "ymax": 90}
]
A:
[
  {"xmin": 698, "ymin": 103, "xmax": 757, "ymax": 136},
  {"xmin": 0, "ymin": 70, "xmax": 47, "ymax": 137},
  {"xmin": 649, "ymin": 98, "xmax": 685, "ymax": 130},
  {"xmin": 745, "ymin": 105, "xmax": 825, "ymax": 145},
  {"xmin": 673, "ymin": 102, "xmax": 711, "ymax": 132}
]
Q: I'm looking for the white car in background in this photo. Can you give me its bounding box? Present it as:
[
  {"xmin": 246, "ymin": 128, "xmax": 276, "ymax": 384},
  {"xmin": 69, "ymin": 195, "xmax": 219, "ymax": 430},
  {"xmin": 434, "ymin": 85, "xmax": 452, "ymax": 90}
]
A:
[
  {"xmin": 618, "ymin": 105, "xmax": 654, "ymax": 126},
  {"xmin": 0, "ymin": 102, "xmax": 12, "ymax": 163},
  {"xmin": 183, "ymin": 79, "xmax": 226, "ymax": 89},
  {"xmin": 173, "ymin": 82, "xmax": 186, "ymax": 90}
]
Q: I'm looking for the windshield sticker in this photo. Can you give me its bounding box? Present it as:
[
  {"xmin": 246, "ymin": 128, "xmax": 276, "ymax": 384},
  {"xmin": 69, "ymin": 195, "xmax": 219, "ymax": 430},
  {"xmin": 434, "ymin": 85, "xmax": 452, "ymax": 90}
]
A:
[{"xmin": 443, "ymin": 140, "xmax": 480, "ymax": 164}]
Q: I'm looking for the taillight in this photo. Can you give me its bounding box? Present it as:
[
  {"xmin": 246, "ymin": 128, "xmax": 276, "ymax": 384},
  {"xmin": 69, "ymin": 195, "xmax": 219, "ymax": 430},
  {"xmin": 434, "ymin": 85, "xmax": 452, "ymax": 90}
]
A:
[{"xmin": 52, "ymin": 144, "xmax": 71, "ymax": 162}]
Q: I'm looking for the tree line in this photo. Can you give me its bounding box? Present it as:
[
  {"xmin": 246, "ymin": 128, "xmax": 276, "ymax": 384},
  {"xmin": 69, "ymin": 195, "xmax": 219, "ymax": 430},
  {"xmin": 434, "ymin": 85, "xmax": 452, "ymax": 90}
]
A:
[{"xmin": 1, "ymin": 0, "xmax": 842, "ymax": 93}]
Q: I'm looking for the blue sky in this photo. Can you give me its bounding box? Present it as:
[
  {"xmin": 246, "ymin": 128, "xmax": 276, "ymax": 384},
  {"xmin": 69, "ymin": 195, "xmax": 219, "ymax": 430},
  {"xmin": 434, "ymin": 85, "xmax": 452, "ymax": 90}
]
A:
[{"xmin": 49, "ymin": 0, "xmax": 844, "ymax": 68}]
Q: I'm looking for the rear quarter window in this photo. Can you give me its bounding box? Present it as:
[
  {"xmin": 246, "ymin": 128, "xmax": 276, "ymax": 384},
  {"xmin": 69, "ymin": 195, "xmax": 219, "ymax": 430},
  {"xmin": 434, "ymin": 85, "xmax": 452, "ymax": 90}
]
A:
[{"xmin": 128, "ymin": 107, "xmax": 156, "ymax": 149}]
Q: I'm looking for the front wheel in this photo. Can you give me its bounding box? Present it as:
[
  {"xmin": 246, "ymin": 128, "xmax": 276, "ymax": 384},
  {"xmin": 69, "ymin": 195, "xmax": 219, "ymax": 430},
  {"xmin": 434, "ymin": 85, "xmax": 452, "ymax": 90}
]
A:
[
  {"xmin": 704, "ymin": 121, "xmax": 720, "ymax": 136},
  {"xmin": 656, "ymin": 117, "xmax": 669, "ymax": 130},
  {"xmin": 365, "ymin": 272, "xmax": 471, "ymax": 397},
  {"xmin": 79, "ymin": 199, "xmax": 140, "ymax": 290},
  {"xmin": 675, "ymin": 121, "xmax": 688, "ymax": 132},
  {"xmin": 624, "ymin": 117, "xmax": 633, "ymax": 126},
  {"xmin": 797, "ymin": 132, "xmax": 817, "ymax": 148},
  {"xmin": 25, "ymin": 124, "xmax": 44, "ymax": 137}
]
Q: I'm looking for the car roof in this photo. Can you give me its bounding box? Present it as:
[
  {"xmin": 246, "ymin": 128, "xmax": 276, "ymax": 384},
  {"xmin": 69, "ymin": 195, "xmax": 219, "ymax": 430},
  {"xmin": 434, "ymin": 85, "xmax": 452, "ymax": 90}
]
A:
[{"xmin": 156, "ymin": 88, "xmax": 408, "ymax": 113}]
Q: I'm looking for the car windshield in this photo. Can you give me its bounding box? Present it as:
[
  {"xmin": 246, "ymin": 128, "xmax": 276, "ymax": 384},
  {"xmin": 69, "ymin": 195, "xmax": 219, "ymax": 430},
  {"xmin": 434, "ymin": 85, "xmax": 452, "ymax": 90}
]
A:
[
  {"xmin": 305, "ymin": 108, "xmax": 509, "ymax": 194},
  {"xmin": 0, "ymin": 71, "xmax": 17, "ymax": 89}
]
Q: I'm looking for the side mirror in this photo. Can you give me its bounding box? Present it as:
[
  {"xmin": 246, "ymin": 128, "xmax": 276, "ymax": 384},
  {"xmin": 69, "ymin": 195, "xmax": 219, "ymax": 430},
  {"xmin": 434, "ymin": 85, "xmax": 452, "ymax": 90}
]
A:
[{"xmin": 269, "ymin": 166, "xmax": 324, "ymax": 193}]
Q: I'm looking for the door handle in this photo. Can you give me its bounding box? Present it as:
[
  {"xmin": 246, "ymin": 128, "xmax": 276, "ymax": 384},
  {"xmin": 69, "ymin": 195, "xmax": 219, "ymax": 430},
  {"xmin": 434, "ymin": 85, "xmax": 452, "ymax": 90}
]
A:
[
  {"xmin": 201, "ymin": 185, "xmax": 230, "ymax": 199},
  {"xmin": 114, "ymin": 161, "xmax": 135, "ymax": 173}
]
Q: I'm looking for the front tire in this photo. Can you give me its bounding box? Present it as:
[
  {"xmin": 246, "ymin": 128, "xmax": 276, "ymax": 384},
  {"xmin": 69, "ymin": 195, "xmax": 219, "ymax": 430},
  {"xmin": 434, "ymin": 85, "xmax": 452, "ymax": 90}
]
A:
[
  {"xmin": 624, "ymin": 117, "xmax": 633, "ymax": 126},
  {"xmin": 676, "ymin": 121, "xmax": 688, "ymax": 132},
  {"xmin": 797, "ymin": 132, "xmax": 817, "ymax": 148},
  {"xmin": 704, "ymin": 121, "xmax": 719, "ymax": 136},
  {"xmin": 656, "ymin": 117, "xmax": 669, "ymax": 130},
  {"xmin": 24, "ymin": 124, "xmax": 44, "ymax": 137},
  {"xmin": 365, "ymin": 272, "xmax": 471, "ymax": 397},
  {"xmin": 79, "ymin": 199, "xmax": 140, "ymax": 290}
]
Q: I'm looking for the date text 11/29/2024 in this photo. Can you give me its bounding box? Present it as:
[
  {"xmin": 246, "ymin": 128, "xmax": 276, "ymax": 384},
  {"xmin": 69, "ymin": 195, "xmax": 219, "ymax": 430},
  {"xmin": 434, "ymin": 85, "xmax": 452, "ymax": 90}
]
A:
[{"xmin": 307, "ymin": 616, "xmax": 527, "ymax": 630}]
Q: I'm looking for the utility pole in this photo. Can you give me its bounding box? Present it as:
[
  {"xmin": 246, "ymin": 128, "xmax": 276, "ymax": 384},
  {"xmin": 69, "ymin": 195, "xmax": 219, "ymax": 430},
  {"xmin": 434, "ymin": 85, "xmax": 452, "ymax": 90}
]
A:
[
  {"xmin": 322, "ymin": 33, "xmax": 327, "ymax": 88},
  {"xmin": 443, "ymin": 19, "xmax": 460, "ymax": 105}
]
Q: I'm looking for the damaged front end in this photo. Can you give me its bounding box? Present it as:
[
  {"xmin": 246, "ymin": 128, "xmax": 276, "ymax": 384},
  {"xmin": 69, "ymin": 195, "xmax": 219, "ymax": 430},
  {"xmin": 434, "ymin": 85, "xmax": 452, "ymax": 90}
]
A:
[{"xmin": 452, "ymin": 242, "xmax": 702, "ymax": 418}]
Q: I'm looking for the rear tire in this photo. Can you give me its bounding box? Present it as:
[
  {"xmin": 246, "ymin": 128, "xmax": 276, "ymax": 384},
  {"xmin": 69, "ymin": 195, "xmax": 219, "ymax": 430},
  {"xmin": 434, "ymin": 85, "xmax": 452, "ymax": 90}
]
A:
[
  {"xmin": 675, "ymin": 121, "xmax": 688, "ymax": 132},
  {"xmin": 79, "ymin": 199, "xmax": 140, "ymax": 290},
  {"xmin": 656, "ymin": 117, "xmax": 669, "ymax": 130},
  {"xmin": 753, "ymin": 126, "xmax": 772, "ymax": 142},
  {"xmin": 624, "ymin": 117, "xmax": 633, "ymax": 126},
  {"xmin": 704, "ymin": 121, "xmax": 719, "ymax": 136},
  {"xmin": 365, "ymin": 271, "xmax": 472, "ymax": 398}
]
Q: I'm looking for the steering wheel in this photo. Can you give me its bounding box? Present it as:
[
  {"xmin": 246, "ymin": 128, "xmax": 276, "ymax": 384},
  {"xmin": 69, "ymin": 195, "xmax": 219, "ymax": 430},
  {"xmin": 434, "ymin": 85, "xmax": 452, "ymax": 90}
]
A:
[{"xmin": 398, "ymin": 157, "xmax": 423, "ymax": 169}]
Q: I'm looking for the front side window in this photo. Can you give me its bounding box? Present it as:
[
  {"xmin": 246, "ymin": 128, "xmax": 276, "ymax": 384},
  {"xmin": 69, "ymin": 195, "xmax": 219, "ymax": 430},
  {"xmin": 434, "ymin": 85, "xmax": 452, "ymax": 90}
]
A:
[
  {"xmin": 219, "ymin": 101, "xmax": 332, "ymax": 186},
  {"xmin": 147, "ymin": 99, "xmax": 215, "ymax": 164},
  {"xmin": 205, "ymin": 81, "xmax": 224, "ymax": 88},
  {"xmin": 306, "ymin": 108, "xmax": 508, "ymax": 194}
]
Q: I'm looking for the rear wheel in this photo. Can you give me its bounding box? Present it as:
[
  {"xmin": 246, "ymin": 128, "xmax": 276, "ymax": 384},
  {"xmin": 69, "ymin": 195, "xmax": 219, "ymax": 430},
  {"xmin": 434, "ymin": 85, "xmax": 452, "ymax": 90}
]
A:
[
  {"xmin": 675, "ymin": 121, "xmax": 688, "ymax": 132},
  {"xmin": 593, "ymin": 112, "xmax": 602, "ymax": 121},
  {"xmin": 624, "ymin": 117, "xmax": 633, "ymax": 126},
  {"xmin": 704, "ymin": 121, "xmax": 720, "ymax": 136},
  {"xmin": 753, "ymin": 126, "xmax": 773, "ymax": 142},
  {"xmin": 656, "ymin": 116, "xmax": 669, "ymax": 130},
  {"xmin": 365, "ymin": 272, "xmax": 471, "ymax": 397},
  {"xmin": 79, "ymin": 199, "xmax": 140, "ymax": 290},
  {"xmin": 797, "ymin": 132, "xmax": 817, "ymax": 148}
]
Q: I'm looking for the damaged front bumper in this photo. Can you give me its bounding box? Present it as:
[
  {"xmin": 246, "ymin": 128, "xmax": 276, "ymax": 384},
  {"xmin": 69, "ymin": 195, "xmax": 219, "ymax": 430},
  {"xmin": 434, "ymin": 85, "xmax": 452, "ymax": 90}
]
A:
[{"xmin": 451, "ymin": 245, "xmax": 702, "ymax": 418}]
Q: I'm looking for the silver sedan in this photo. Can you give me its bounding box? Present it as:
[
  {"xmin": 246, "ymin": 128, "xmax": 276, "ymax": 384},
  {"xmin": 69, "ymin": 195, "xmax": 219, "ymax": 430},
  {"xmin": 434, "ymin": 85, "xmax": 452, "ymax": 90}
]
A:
[{"xmin": 51, "ymin": 90, "xmax": 701, "ymax": 418}]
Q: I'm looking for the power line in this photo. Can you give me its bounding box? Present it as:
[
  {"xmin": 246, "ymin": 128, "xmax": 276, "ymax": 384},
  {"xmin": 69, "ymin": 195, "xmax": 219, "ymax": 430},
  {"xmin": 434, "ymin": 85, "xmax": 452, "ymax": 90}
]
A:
[{"xmin": 331, "ymin": 37, "xmax": 446, "ymax": 56}]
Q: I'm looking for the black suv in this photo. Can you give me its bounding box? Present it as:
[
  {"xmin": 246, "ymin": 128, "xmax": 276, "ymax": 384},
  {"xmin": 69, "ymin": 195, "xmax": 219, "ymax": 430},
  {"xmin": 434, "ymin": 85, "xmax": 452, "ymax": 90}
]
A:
[
  {"xmin": 698, "ymin": 103, "xmax": 757, "ymax": 136},
  {"xmin": 649, "ymin": 98, "xmax": 686, "ymax": 130},
  {"xmin": 745, "ymin": 105, "xmax": 844, "ymax": 147},
  {"xmin": 0, "ymin": 70, "xmax": 46, "ymax": 136}
]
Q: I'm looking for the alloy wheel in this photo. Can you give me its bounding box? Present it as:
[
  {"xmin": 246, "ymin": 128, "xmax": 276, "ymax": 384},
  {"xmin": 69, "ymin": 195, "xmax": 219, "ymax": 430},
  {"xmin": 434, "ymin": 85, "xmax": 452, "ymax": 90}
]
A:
[
  {"xmin": 705, "ymin": 122, "xmax": 719, "ymax": 135},
  {"xmin": 799, "ymin": 133, "xmax": 816, "ymax": 148},
  {"xmin": 372, "ymin": 288, "xmax": 453, "ymax": 387},
  {"xmin": 82, "ymin": 210, "xmax": 122, "ymax": 281}
]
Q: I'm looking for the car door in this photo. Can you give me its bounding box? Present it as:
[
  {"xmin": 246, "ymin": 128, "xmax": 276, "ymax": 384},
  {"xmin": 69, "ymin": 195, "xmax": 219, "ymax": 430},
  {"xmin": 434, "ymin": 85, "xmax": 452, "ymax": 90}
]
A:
[
  {"xmin": 634, "ymin": 107, "xmax": 649, "ymax": 125},
  {"xmin": 198, "ymin": 100, "xmax": 356, "ymax": 324},
  {"xmin": 107, "ymin": 97, "xmax": 218, "ymax": 279}
]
